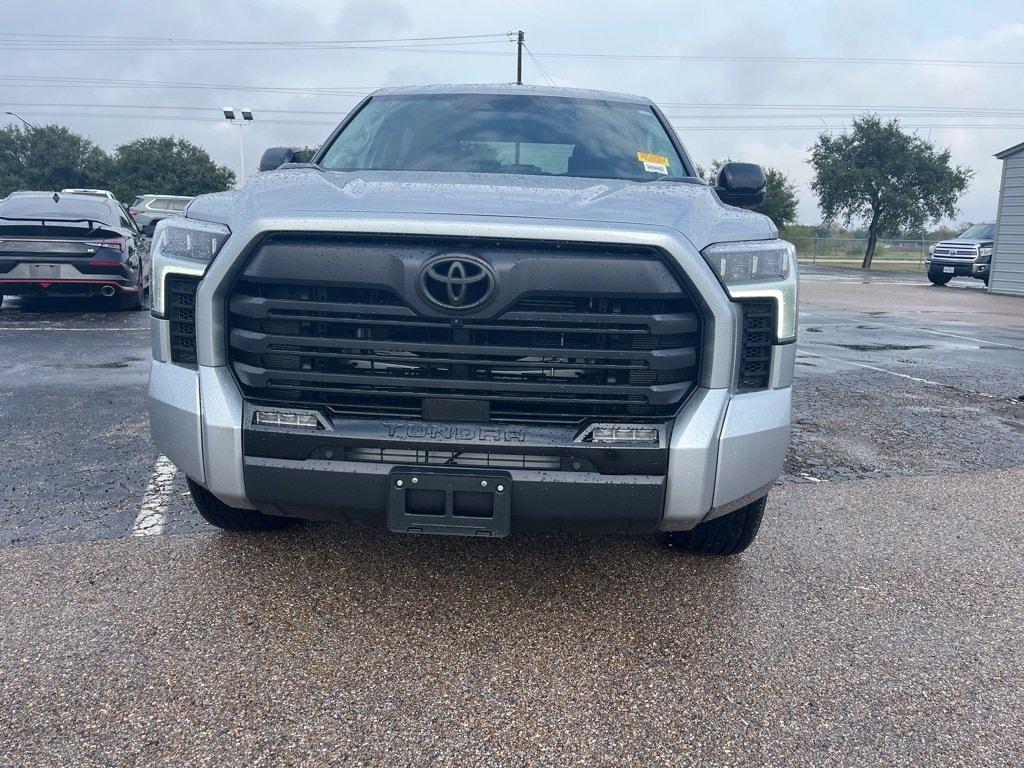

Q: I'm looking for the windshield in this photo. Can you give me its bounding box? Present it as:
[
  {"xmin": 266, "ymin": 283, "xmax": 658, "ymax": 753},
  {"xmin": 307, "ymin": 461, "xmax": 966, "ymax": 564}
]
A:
[
  {"xmin": 957, "ymin": 223, "xmax": 996, "ymax": 240},
  {"xmin": 319, "ymin": 94, "xmax": 689, "ymax": 182}
]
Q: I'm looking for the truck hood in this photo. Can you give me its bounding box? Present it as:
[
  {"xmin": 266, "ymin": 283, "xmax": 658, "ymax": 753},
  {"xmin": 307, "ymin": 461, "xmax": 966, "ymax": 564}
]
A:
[
  {"xmin": 187, "ymin": 168, "xmax": 775, "ymax": 251},
  {"xmin": 935, "ymin": 238, "xmax": 993, "ymax": 248}
]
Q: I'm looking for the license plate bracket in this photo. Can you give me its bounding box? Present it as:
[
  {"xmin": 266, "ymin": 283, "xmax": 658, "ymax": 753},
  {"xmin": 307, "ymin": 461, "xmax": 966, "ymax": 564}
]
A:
[
  {"xmin": 29, "ymin": 264, "xmax": 61, "ymax": 279},
  {"xmin": 943, "ymin": 266, "xmax": 955, "ymax": 273},
  {"xmin": 387, "ymin": 468, "xmax": 512, "ymax": 537}
]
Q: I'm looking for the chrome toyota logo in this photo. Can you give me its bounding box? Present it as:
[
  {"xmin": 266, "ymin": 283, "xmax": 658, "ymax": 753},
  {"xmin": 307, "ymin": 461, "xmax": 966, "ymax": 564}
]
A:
[{"xmin": 419, "ymin": 254, "xmax": 496, "ymax": 311}]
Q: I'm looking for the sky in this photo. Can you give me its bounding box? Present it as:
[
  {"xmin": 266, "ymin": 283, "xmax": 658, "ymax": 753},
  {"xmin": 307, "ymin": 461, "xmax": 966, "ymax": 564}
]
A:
[{"xmin": 2, "ymin": 0, "xmax": 1023, "ymax": 226}]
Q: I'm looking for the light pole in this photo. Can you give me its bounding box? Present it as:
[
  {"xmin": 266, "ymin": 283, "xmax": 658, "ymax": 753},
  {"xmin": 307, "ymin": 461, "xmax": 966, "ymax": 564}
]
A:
[
  {"xmin": 4, "ymin": 111, "xmax": 34, "ymax": 129},
  {"xmin": 223, "ymin": 107, "xmax": 253, "ymax": 184}
]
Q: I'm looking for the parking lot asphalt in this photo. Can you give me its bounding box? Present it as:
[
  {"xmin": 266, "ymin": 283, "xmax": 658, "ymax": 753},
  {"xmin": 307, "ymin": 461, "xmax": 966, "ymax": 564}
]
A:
[
  {"xmin": 2, "ymin": 467, "xmax": 1021, "ymax": 766},
  {"xmin": 1, "ymin": 266, "xmax": 1023, "ymax": 765}
]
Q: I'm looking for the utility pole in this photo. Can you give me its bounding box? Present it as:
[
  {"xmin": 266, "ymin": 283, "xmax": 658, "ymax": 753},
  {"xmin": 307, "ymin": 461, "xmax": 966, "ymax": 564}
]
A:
[{"xmin": 516, "ymin": 31, "xmax": 524, "ymax": 85}]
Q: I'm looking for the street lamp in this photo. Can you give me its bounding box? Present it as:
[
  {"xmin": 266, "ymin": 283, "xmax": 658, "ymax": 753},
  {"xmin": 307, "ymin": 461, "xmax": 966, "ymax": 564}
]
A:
[
  {"xmin": 223, "ymin": 107, "xmax": 254, "ymax": 184},
  {"xmin": 4, "ymin": 111, "xmax": 34, "ymax": 129}
]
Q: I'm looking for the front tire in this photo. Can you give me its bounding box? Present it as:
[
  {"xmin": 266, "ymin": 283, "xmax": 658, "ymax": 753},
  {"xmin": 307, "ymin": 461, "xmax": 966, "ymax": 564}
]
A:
[
  {"xmin": 928, "ymin": 272, "xmax": 952, "ymax": 286},
  {"xmin": 187, "ymin": 478, "xmax": 297, "ymax": 532},
  {"xmin": 665, "ymin": 495, "xmax": 767, "ymax": 556}
]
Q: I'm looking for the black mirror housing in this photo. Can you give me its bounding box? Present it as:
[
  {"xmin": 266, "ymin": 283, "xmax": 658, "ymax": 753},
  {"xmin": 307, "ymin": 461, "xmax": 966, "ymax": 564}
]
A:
[
  {"xmin": 715, "ymin": 162, "xmax": 766, "ymax": 208},
  {"xmin": 259, "ymin": 146, "xmax": 305, "ymax": 172}
]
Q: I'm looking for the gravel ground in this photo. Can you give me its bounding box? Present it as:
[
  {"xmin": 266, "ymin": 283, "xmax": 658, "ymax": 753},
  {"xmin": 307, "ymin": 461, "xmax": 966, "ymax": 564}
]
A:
[{"xmin": 1, "ymin": 467, "xmax": 1021, "ymax": 766}]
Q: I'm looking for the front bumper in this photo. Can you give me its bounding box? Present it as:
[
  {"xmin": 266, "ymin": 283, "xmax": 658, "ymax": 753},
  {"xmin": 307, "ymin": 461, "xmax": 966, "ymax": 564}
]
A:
[
  {"xmin": 927, "ymin": 258, "xmax": 989, "ymax": 278},
  {"xmin": 148, "ymin": 354, "xmax": 791, "ymax": 533}
]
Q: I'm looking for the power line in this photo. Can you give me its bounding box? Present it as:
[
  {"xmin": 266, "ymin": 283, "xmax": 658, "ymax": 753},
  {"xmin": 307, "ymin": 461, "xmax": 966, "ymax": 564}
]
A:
[
  {"xmin": 672, "ymin": 123, "xmax": 1024, "ymax": 131},
  {"xmin": 0, "ymin": 31, "xmax": 511, "ymax": 44},
  {"xmin": 528, "ymin": 51, "xmax": 1024, "ymax": 70},
  {"xmin": 1, "ymin": 32, "xmax": 1020, "ymax": 70},
  {"xmin": 0, "ymin": 74, "xmax": 378, "ymax": 96},
  {"xmin": 6, "ymin": 108, "xmax": 1024, "ymax": 133},
  {"xmin": 8, "ymin": 101, "xmax": 1024, "ymax": 122},
  {"xmin": 0, "ymin": 32, "xmax": 513, "ymax": 53},
  {"xmin": 660, "ymin": 101, "xmax": 1024, "ymax": 113},
  {"xmin": 523, "ymin": 44, "xmax": 555, "ymax": 86}
]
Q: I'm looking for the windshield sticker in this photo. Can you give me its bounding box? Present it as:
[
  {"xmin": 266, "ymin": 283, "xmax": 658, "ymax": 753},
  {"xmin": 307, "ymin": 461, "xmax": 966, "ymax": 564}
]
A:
[{"xmin": 637, "ymin": 151, "xmax": 669, "ymax": 174}]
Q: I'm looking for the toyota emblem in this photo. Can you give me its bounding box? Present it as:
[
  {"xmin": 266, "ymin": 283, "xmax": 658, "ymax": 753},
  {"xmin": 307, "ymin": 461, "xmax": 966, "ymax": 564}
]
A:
[{"xmin": 419, "ymin": 254, "xmax": 496, "ymax": 311}]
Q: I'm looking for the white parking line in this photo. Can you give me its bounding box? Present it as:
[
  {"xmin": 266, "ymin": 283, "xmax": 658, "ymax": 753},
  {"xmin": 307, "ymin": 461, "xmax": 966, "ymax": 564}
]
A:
[
  {"xmin": 852, "ymin": 320, "xmax": 1024, "ymax": 352},
  {"xmin": 799, "ymin": 351, "xmax": 1003, "ymax": 399},
  {"xmin": 799, "ymin": 351, "xmax": 947, "ymax": 386},
  {"xmin": 798, "ymin": 316, "xmax": 1024, "ymax": 352},
  {"xmin": 133, "ymin": 455, "xmax": 177, "ymax": 537},
  {"xmin": 0, "ymin": 326, "xmax": 148, "ymax": 332}
]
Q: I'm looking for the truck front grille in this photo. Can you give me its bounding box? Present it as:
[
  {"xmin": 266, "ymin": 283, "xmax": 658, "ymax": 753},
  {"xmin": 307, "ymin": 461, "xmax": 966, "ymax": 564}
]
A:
[
  {"xmin": 931, "ymin": 245, "xmax": 978, "ymax": 262},
  {"xmin": 226, "ymin": 235, "xmax": 702, "ymax": 425}
]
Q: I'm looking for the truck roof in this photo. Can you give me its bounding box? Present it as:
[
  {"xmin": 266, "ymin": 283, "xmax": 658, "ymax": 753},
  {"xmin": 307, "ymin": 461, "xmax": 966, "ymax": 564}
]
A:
[{"xmin": 369, "ymin": 83, "xmax": 653, "ymax": 106}]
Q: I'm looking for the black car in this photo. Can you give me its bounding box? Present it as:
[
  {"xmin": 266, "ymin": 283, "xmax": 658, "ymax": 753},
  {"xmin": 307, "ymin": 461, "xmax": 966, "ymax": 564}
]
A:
[
  {"xmin": 0, "ymin": 192, "xmax": 149, "ymax": 309},
  {"xmin": 926, "ymin": 222, "xmax": 996, "ymax": 286}
]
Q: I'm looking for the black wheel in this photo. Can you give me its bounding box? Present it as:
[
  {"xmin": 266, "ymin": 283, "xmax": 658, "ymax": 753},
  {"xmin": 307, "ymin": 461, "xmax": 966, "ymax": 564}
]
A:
[
  {"xmin": 187, "ymin": 478, "xmax": 297, "ymax": 532},
  {"xmin": 119, "ymin": 288, "xmax": 145, "ymax": 311},
  {"xmin": 928, "ymin": 272, "xmax": 952, "ymax": 286},
  {"xmin": 665, "ymin": 495, "xmax": 767, "ymax": 556},
  {"xmin": 119, "ymin": 270, "xmax": 147, "ymax": 310}
]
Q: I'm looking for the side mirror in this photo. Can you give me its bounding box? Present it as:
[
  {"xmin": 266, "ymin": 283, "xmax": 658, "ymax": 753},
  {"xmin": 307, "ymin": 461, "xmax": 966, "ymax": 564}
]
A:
[
  {"xmin": 715, "ymin": 162, "xmax": 766, "ymax": 208},
  {"xmin": 259, "ymin": 146, "xmax": 305, "ymax": 172}
]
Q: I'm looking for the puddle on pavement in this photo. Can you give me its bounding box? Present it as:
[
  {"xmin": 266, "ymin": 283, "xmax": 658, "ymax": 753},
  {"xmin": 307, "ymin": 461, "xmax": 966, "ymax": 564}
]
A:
[{"xmin": 833, "ymin": 343, "xmax": 933, "ymax": 352}]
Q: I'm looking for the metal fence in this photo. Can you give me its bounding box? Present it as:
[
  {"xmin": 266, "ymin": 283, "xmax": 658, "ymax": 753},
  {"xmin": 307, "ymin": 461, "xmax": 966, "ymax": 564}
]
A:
[{"xmin": 787, "ymin": 237, "xmax": 929, "ymax": 266}]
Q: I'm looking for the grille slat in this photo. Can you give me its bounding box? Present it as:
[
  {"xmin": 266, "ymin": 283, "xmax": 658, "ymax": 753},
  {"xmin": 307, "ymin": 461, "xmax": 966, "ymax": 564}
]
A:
[
  {"xmin": 235, "ymin": 367, "xmax": 692, "ymax": 404},
  {"xmin": 229, "ymin": 327, "xmax": 694, "ymax": 368},
  {"xmin": 227, "ymin": 237, "xmax": 702, "ymax": 425}
]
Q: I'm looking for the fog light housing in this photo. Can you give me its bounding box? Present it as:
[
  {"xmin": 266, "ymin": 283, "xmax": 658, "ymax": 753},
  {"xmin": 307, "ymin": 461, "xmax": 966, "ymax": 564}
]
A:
[
  {"xmin": 579, "ymin": 424, "xmax": 661, "ymax": 444},
  {"xmin": 253, "ymin": 410, "xmax": 322, "ymax": 429}
]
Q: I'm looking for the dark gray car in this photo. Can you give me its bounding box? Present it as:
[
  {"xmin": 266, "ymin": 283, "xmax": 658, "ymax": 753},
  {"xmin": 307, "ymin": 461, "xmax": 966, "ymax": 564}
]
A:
[{"xmin": 0, "ymin": 192, "xmax": 149, "ymax": 309}]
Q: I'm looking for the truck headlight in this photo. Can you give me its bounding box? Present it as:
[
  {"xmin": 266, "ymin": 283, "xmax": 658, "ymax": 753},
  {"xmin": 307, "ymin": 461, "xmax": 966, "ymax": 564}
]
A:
[
  {"xmin": 978, "ymin": 246, "xmax": 993, "ymax": 262},
  {"xmin": 702, "ymin": 240, "xmax": 798, "ymax": 342},
  {"xmin": 150, "ymin": 218, "xmax": 230, "ymax": 315}
]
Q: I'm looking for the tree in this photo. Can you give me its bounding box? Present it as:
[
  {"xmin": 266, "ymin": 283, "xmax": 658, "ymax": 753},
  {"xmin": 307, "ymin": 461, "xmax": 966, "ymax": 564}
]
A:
[
  {"xmin": 809, "ymin": 115, "xmax": 973, "ymax": 268},
  {"xmin": 697, "ymin": 159, "xmax": 799, "ymax": 230},
  {"xmin": 111, "ymin": 136, "xmax": 235, "ymax": 202},
  {"xmin": 0, "ymin": 124, "xmax": 112, "ymax": 197}
]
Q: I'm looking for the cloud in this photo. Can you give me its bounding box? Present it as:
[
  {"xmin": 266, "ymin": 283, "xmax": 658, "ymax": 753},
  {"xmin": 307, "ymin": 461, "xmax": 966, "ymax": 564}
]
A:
[{"xmin": 335, "ymin": 0, "xmax": 412, "ymax": 35}]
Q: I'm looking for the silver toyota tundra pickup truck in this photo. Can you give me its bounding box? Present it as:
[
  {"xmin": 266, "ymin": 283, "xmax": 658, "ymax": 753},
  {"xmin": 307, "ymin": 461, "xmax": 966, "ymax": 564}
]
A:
[{"xmin": 147, "ymin": 85, "xmax": 797, "ymax": 556}]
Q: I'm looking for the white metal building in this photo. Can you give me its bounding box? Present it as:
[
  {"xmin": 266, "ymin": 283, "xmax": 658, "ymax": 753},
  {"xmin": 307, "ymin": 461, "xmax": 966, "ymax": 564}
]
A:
[{"xmin": 990, "ymin": 141, "xmax": 1024, "ymax": 296}]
